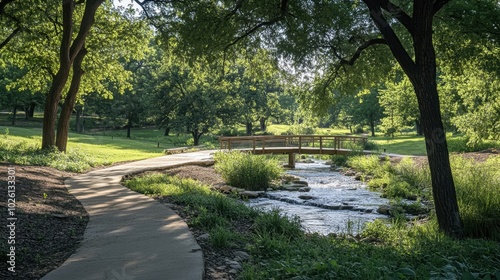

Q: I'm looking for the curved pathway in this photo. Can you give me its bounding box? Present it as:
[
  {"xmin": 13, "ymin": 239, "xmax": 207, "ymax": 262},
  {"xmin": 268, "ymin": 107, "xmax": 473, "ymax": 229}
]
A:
[{"xmin": 42, "ymin": 150, "xmax": 216, "ymax": 280}]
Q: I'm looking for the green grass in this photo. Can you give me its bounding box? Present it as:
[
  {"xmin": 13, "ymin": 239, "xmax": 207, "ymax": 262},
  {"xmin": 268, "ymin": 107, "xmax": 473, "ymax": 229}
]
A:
[
  {"xmin": 370, "ymin": 134, "xmax": 427, "ymax": 155},
  {"xmin": 0, "ymin": 126, "xmax": 174, "ymax": 171},
  {"xmin": 214, "ymin": 151, "xmax": 283, "ymax": 191},
  {"xmin": 370, "ymin": 133, "xmax": 500, "ymax": 156},
  {"xmin": 125, "ymin": 172, "xmax": 500, "ymax": 280},
  {"xmin": 348, "ymin": 154, "xmax": 500, "ymax": 240}
]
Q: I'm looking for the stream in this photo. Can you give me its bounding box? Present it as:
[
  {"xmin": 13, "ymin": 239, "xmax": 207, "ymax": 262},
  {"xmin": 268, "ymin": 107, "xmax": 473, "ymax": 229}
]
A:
[{"xmin": 245, "ymin": 160, "xmax": 390, "ymax": 235}]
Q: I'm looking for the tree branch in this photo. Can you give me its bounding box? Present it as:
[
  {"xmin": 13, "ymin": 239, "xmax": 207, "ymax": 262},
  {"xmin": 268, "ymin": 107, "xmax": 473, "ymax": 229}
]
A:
[
  {"xmin": 340, "ymin": 38, "xmax": 387, "ymax": 66},
  {"xmin": 224, "ymin": 0, "xmax": 289, "ymax": 51},
  {"xmin": 379, "ymin": 0, "xmax": 414, "ymax": 34},
  {"xmin": 224, "ymin": 0, "xmax": 246, "ymax": 20},
  {"xmin": 0, "ymin": 26, "xmax": 21, "ymax": 49},
  {"xmin": 363, "ymin": 0, "xmax": 416, "ymax": 76},
  {"xmin": 433, "ymin": 0, "xmax": 450, "ymax": 15}
]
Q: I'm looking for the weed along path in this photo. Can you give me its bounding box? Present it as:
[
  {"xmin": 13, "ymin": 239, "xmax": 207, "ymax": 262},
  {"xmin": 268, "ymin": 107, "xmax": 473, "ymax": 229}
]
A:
[{"xmin": 42, "ymin": 150, "xmax": 216, "ymax": 280}]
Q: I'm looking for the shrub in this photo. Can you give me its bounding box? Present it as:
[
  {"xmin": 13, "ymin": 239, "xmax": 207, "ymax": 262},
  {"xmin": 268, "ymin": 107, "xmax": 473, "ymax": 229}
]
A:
[
  {"xmin": 331, "ymin": 155, "xmax": 349, "ymax": 167},
  {"xmin": 447, "ymin": 136, "xmax": 499, "ymax": 153},
  {"xmin": 363, "ymin": 140, "xmax": 379, "ymax": 151},
  {"xmin": 353, "ymin": 125, "xmax": 364, "ymax": 134},
  {"xmin": 214, "ymin": 151, "xmax": 283, "ymax": 191},
  {"xmin": 217, "ymin": 126, "xmax": 239, "ymax": 136},
  {"xmin": 348, "ymin": 155, "xmax": 391, "ymax": 177},
  {"xmin": 285, "ymin": 124, "xmax": 317, "ymax": 135}
]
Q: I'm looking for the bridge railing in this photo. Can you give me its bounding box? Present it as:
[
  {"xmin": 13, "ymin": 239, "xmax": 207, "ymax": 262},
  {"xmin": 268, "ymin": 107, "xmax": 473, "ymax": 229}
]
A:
[{"xmin": 218, "ymin": 135, "xmax": 368, "ymax": 153}]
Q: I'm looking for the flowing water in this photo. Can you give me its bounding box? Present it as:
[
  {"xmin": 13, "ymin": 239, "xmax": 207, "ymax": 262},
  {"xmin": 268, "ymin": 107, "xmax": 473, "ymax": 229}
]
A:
[{"xmin": 246, "ymin": 160, "xmax": 390, "ymax": 235}]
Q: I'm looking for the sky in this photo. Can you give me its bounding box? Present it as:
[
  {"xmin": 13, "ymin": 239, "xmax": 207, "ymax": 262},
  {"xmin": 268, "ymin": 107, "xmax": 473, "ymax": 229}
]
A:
[{"xmin": 113, "ymin": 0, "xmax": 141, "ymax": 10}]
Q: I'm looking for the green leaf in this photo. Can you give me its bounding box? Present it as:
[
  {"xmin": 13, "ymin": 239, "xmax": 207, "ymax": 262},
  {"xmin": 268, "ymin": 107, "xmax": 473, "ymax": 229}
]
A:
[{"xmin": 396, "ymin": 267, "xmax": 416, "ymax": 277}]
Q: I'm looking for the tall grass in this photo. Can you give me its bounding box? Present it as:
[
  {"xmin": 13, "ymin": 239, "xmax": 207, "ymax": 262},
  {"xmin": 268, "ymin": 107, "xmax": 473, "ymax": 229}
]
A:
[
  {"xmin": 348, "ymin": 154, "xmax": 500, "ymax": 240},
  {"xmin": 451, "ymin": 156, "xmax": 500, "ymax": 240},
  {"xmin": 214, "ymin": 151, "xmax": 283, "ymax": 191},
  {"xmin": 126, "ymin": 172, "xmax": 500, "ymax": 279}
]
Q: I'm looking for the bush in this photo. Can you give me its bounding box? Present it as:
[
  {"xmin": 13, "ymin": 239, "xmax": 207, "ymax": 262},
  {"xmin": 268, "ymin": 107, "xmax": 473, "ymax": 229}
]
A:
[
  {"xmin": 217, "ymin": 126, "xmax": 239, "ymax": 136},
  {"xmin": 353, "ymin": 126, "xmax": 364, "ymax": 134},
  {"xmin": 330, "ymin": 155, "xmax": 349, "ymax": 167},
  {"xmin": 363, "ymin": 140, "xmax": 379, "ymax": 151},
  {"xmin": 348, "ymin": 155, "xmax": 391, "ymax": 177},
  {"xmin": 447, "ymin": 136, "xmax": 499, "ymax": 153},
  {"xmin": 285, "ymin": 124, "xmax": 317, "ymax": 135},
  {"xmin": 214, "ymin": 151, "xmax": 283, "ymax": 191}
]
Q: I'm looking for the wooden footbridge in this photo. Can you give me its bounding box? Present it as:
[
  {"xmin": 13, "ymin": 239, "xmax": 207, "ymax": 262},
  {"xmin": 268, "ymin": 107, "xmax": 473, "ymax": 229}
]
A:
[{"xmin": 218, "ymin": 135, "xmax": 369, "ymax": 168}]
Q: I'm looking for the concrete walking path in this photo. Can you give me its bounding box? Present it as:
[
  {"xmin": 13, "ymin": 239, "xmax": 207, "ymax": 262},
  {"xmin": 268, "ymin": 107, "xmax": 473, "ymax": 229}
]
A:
[{"xmin": 42, "ymin": 150, "xmax": 216, "ymax": 280}]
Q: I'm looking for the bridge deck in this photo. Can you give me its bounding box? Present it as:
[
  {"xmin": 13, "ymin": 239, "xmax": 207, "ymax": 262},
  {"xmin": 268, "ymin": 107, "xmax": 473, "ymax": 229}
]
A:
[
  {"xmin": 238, "ymin": 147, "xmax": 371, "ymax": 155},
  {"xmin": 218, "ymin": 135, "xmax": 370, "ymax": 167}
]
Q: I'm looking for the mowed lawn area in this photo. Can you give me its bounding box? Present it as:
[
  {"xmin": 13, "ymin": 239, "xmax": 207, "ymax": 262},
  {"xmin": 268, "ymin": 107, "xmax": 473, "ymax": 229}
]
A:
[{"xmin": 0, "ymin": 126, "xmax": 170, "ymax": 164}]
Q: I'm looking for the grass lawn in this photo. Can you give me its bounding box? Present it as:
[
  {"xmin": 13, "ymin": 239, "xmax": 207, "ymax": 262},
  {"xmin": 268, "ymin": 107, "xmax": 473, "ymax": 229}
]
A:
[
  {"xmin": 370, "ymin": 134, "xmax": 427, "ymax": 155},
  {"xmin": 0, "ymin": 126, "xmax": 170, "ymax": 165}
]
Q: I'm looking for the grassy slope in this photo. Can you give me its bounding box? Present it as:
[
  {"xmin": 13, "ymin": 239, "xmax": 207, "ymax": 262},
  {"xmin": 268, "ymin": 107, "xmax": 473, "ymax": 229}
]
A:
[{"xmin": 0, "ymin": 126, "xmax": 168, "ymax": 164}]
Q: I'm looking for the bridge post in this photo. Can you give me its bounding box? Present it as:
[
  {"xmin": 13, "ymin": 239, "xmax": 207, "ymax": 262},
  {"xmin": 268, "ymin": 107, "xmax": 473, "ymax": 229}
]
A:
[{"xmin": 287, "ymin": 153, "xmax": 296, "ymax": 168}]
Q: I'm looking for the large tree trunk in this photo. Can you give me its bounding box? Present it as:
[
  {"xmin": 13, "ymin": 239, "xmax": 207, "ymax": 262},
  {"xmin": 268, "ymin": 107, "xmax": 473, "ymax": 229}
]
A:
[
  {"xmin": 411, "ymin": 2, "xmax": 463, "ymax": 237},
  {"xmin": 164, "ymin": 127, "xmax": 170, "ymax": 136},
  {"xmin": 191, "ymin": 128, "xmax": 202, "ymax": 146},
  {"xmin": 56, "ymin": 47, "xmax": 87, "ymax": 152},
  {"xmin": 245, "ymin": 122, "xmax": 252, "ymax": 136},
  {"xmin": 259, "ymin": 117, "xmax": 267, "ymax": 132},
  {"xmin": 28, "ymin": 102, "xmax": 36, "ymax": 118},
  {"xmin": 415, "ymin": 118, "xmax": 423, "ymax": 136},
  {"xmin": 364, "ymin": 0, "xmax": 463, "ymax": 237},
  {"xmin": 41, "ymin": 0, "xmax": 103, "ymax": 149},
  {"xmin": 413, "ymin": 80, "xmax": 463, "ymax": 237},
  {"xmin": 42, "ymin": 0, "xmax": 74, "ymax": 149},
  {"xmin": 369, "ymin": 120, "xmax": 375, "ymax": 137},
  {"xmin": 126, "ymin": 118, "xmax": 132, "ymax": 138}
]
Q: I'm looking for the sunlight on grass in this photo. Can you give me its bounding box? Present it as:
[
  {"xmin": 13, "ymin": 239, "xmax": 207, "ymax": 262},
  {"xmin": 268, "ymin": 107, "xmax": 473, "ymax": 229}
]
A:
[
  {"xmin": 370, "ymin": 134, "xmax": 426, "ymax": 155},
  {"xmin": 1, "ymin": 125, "xmax": 167, "ymax": 165}
]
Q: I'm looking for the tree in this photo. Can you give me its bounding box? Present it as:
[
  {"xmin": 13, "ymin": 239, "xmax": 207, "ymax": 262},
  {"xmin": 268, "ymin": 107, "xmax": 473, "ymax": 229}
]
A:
[
  {"xmin": 224, "ymin": 50, "xmax": 284, "ymax": 135},
  {"xmin": 352, "ymin": 89, "xmax": 383, "ymax": 137},
  {"xmin": 1, "ymin": 1, "xmax": 149, "ymax": 151},
  {"xmin": 441, "ymin": 60, "xmax": 500, "ymax": 145},
  {"xmin": 42, "ymin": 0, "xmax": 105, "ymax": 150},
  {"xmin": 378, "ymin": 73, "xmax": 420, "ymax": 136},
  {"xmin": 153, "ymin": 56, "xmax": 231, "ymax": 146},
  {"xmin": 140, "ymin": 0, "xmax": 468, "ymax": 237}
]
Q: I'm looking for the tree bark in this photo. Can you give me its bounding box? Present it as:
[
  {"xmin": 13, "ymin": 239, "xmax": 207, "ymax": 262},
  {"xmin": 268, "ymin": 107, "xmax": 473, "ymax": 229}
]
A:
[
  {"xmin": 42, "ymin": 0, "xmax": 103, "ymax": 149},
  {"xmin": 42, "ymin": 0, "xmax": 74, "ymax": 149},
  {"xmin": 28, "ymin": 102, "xmax": 36, "ymax": 118},
  {"xmin": 411, "ymin": 1, "xmax": 463, "ymax": 237},
  {"xmin": 56, "ymin": 47, "xmax": 87, "ymax": 152},
  {"xmin": 75, "ymin": 105, "xmax": 83, "ymax": 133},
  {"xmin": 164, "ymin": 127, "xmax": 170, "ymax": 136},
  {"xmin": 126, "ymin": 117, "xmax": 132, "ymax": 138},
  {"xmin": 415, "ymin": 118, "xmax": 423, "ymax": 136},
  {"xmin": 191, "ymin": 128, "xmax": 202, "ymax": 146},
  {"xmin": 369, "ymin": 120, "xmax": 375, "ymax": 137},
  {"xmin": 260, "ymin": 117, "xmax": 267, "ymax": 132},
  {"xmin": 245, "ymin": 122, "xmax": 252, "ymax": 136},
  {"xmin": 363, "ymin": 0, "xmax": 463, "ymax": 237}
]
